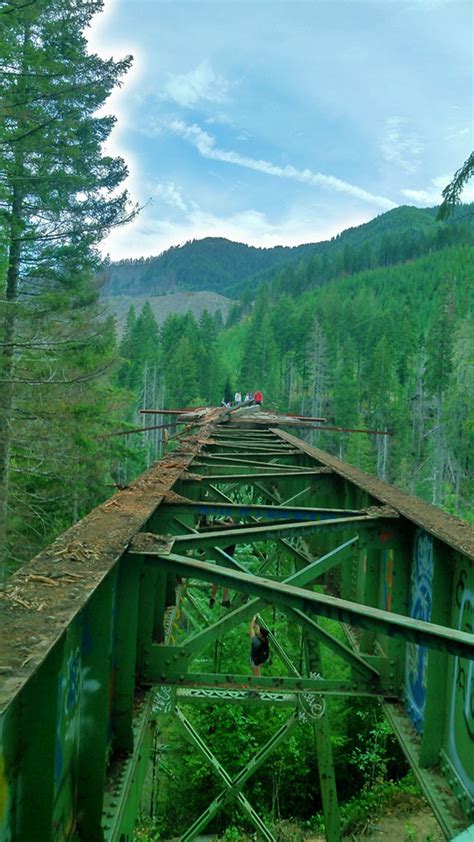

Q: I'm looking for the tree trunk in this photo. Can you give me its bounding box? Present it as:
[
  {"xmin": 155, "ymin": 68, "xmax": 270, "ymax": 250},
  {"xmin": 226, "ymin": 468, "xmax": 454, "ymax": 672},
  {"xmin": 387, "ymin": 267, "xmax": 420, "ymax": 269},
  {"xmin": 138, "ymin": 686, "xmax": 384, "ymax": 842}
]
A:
[{"xmin": 0, "ymin": 179, "xmax": 24, "ymax": 578}]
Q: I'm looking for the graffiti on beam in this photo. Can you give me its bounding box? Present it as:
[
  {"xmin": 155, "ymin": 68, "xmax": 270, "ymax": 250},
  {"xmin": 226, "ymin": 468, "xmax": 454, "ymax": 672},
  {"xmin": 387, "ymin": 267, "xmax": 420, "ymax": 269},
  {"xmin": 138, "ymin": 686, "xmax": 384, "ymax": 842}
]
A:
[
  {"xmin": 446, "ymin": 560, "xmax": 473, "ymax": 801},
  {"xmin": 405, "ymin": 530, "xmax": 433, "ymax": 733},
  {"xmin": 298, "ymin": 673, "xmax": 326, "ymax": 722},
  {"xmin": 52, "ymin": 644, "xmax": 82, "ymax": 841},
  {"xmin": 381, "ymin": 548, "xmax": 394, "ymax": 612},
  {"xmin": 154, "ymin": 686, "xmax": 174, "ymax": 714},
  {"xmin": 52, "ymin": 629, "xmax": 102, "ymax": 841},
  {"xmin": 177, "ymin": 688, "xmax": 295, "ymax": 704}
]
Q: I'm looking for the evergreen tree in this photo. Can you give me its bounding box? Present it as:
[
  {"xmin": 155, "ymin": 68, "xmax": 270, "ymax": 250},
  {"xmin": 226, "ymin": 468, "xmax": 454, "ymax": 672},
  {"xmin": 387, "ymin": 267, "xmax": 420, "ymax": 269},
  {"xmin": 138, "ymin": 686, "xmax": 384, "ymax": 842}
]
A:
[
  {"xmin": 117, "ymin": 304, "xmax": 137, "ymax": 386},
  {"xmin": 166, "ymin": 335, "xmax": 200, "ymax": 407},
  {"xmin": 0, "ymin": 0, "xmax": 135, "ymax": 575},
  {"xmin": 442, "ymin": 319, "xmax": 473, "ymax": 516},
  {"xmin": 197, "ymin": 310, "xmax": 221, "ymax": 403}
]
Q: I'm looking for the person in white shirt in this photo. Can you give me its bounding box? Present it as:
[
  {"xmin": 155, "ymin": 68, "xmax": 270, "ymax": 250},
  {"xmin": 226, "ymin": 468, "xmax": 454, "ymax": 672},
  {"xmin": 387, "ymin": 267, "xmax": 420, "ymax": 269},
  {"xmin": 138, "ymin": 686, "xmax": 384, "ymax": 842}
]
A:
[{"xmin": 234, "ymin": 390, "xmax": 242, "ymax": 404}]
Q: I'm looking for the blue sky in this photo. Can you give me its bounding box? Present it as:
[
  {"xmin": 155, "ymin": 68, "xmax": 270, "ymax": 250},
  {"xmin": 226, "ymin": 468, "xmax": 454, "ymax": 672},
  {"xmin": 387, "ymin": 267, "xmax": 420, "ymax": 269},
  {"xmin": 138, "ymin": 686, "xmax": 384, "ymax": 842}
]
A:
[{"xmin": 87, "ymin": 0, "xmax": 474, "ymax": 260}]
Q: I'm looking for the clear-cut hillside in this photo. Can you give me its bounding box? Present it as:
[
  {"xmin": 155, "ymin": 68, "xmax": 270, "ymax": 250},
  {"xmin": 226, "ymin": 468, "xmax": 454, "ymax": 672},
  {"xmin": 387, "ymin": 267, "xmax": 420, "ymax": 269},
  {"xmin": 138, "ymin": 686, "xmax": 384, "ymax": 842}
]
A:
[{"xmin": 103, "ymin": 291, "xmax": 232, "ymax": 336}]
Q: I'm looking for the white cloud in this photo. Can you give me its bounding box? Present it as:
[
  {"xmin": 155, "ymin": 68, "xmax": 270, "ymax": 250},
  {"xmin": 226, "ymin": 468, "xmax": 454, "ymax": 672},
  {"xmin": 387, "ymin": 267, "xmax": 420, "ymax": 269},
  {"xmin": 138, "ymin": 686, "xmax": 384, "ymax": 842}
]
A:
[
  {"xmin": 401, "ymin": 173, "xmax": 474, "ymax": 205},
  {"xmin": 153, "ymin": 182, "xmax": 188, "ymax": 212},
  {"xmin": 444, "ymin": 127, "xmax": 471, "ymax": 141},
  {"xmin": 163, "ymin": 61, "xmax": 231, "ymax": 108},
  {"xmin": 165, "ymin": 120, "xmax": 397, "ymax": 210},
  {"xmin": 99, "ymin": 200, "xmax": 374, "ymax": 262},
  {"xmin": 381, "ymin": 117, "xmax": 424, "ymax": 174}
]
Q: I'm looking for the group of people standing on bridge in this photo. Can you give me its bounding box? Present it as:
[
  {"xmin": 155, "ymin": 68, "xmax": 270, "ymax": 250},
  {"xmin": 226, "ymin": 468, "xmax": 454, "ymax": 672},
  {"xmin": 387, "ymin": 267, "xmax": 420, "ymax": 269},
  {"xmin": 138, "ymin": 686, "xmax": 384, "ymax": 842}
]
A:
[{"xmin": 221, "ymin": 389, "xmax": 263, "ymax": 408}]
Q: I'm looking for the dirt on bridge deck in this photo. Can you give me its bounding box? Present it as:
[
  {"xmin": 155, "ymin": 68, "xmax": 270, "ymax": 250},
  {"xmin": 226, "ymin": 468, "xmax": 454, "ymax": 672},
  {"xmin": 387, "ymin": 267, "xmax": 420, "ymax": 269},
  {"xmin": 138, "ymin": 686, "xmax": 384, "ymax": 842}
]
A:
[
  {"xmin": 273, "ymin": 428, "xmax": 474, "ymax": 561},
  {"xmin": 0, "ymin": 419, "xmax": 219, "ymax": 710}
]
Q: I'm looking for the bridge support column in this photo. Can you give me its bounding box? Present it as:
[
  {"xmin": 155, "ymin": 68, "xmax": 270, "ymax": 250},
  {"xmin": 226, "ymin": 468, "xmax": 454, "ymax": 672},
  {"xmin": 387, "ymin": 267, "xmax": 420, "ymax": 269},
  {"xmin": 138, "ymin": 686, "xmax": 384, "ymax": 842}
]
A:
[
  {"xmin": 357, "ymin": 541, "xmax": 381, "ymax": 654},
  {"xmin": 419, "ymin": 541, "xmax": 453, "ymax": 768},
  {"xmin": 76, "ymin": 571, "xmax": 116, "ymax": 842},
  {"xmin": 16, "ymin": 639, "xmax": 64, "ymax": 841},
  {"xmin": 305, "ymin": 633, "xmax": 341, "ymax": 842},
  {"xmin": 112, "ymin": 553, "xmax": 141, "ymax": 753}
]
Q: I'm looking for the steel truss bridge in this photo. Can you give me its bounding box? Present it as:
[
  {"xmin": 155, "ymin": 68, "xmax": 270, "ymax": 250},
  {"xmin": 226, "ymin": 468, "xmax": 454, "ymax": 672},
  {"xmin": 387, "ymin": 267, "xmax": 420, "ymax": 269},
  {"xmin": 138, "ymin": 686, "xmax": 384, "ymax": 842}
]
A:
[{"xmin": 1, "ymin": 411, "xmax": 473, "ymax": 841}]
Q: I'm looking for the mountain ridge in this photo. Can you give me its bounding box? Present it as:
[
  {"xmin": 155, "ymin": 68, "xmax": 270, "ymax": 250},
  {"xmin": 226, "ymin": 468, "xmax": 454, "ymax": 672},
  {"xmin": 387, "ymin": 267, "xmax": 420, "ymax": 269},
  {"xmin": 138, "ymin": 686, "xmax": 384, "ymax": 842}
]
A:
[{"xmin": 101, "ymin": 204, "xmax": 473, "ymax": 299}]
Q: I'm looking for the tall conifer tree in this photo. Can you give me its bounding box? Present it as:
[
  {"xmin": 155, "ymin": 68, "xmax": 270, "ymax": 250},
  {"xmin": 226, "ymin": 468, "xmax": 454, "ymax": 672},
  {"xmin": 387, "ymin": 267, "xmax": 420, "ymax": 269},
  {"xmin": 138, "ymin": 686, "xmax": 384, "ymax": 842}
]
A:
[{"xmin": 0, "ymin": 0, "xmax": 135, "ymax": 574}]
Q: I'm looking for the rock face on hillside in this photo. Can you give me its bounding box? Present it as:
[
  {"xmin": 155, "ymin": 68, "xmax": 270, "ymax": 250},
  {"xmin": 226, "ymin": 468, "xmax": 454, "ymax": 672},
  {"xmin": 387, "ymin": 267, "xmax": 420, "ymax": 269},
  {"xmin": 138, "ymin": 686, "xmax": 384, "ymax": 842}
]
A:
[{"xmin": 103, "ymin": 291, "xmax": 232, "ymax": 335}]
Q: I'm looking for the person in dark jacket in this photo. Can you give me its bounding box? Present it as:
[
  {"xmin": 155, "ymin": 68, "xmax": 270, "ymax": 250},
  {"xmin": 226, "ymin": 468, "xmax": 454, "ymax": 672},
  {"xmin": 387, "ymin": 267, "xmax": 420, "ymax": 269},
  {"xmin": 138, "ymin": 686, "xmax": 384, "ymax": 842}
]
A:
[{"xmin": 249, "ymin": 615, "xmax": 270, "ymax": 676}]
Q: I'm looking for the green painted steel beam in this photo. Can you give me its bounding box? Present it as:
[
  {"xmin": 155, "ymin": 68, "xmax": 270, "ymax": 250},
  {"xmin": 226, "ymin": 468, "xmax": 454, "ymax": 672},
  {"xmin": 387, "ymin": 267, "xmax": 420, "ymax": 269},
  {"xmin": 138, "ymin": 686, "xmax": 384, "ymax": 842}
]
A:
[
  {"xmin": 256, "ymin": 613, "xmax": 301, "ymax": 677},
  {"xmin": 169, "ymin": 515, "xmax": 383, "ymax": 550},
  {"xmin": 102, "ymin": 690, "xmax": 156, "ymax": 842},
  {"xmin": 382, "ymin": 701, "xmax": 469, "ymax": 839},
  {"xmin": 207, "ymin": 445, "xmax": 301, "ymax": 452},
  {"xmin": 182, "ymin": 468, "xmax": 331, "ymax": 484},
  {"xmin": 180, "ymin": 711, "xmax": 299, "ymax": 840},
  {"xmin": 176, "ymin": 707, "xmax": 276, "ymax": 841},
  {"xmin": 77, "ymin": 573, "xmax": 116, "ymax": 842},
  {"xmin": 209, "ymin": 437, "xmax": 294, "ymax": 445},
  {"xmin": 206, "ymin": 450, "xmax": 303, "ymax": 458},
  {"xmin": 207, "ymin": 484, "xmax": 315, "ymax": 524},
  {"xmin": 172, "ymin": 516, "xmax": 250, "ymax": 576},
  {"xmin": 174, "ymin": 538, "xmax": 362, "ymax": 657},
  {"xmin": 288, "ymin": 608, "xmax": 380, "ymax": 679},
  {"xmin": 304, "ymin": 631, "xmax": 341, "ymax": 841},
  {"xmin": 162, "ymin": 500, "xmax": 362, "ymax": 519},
  {"xmin": 191, "ymin": 460, "xmax": 318, "ymax": 474},
  {"xmin": 182, "ymin": 600, "xmax": 257, "ymax": 655},
  {"xmin": 283, "ymin": 536, "xmax": 359, "ymax": 585},
  {"xmin": 184, "ymin": 590, "xmax": 211, "ymax": 626},
  {"xmin": 256, "ymin": 547, "xmax": 380, "ymax": 680},
  {"xmin": 112, "ymin": 554, "xmax": 141, "ymax": 754},
  {"xmin": 452, "ymin": 826, "xmax": 474, "ymax": 841},
  {"xmin": 167, "ymin": 500, "xmax": 386, "ymax": 681},
  {"xmin": 176, "ymin": 687, "xmax": 299, "ymax": 706},
  {"xmin": 138, "ymin": 551, "xmax": 474, "ymax": 659},
  {"xmin": 206, "ymin": 444, "xmax": 300, "ymax": 453},
  {"xmin": 151, "ymin": 670, "xmax": 378, "ymax": 695},
  {"xmin": 212, "ymin": 429, "xmax": 276, "ymax": 436},
  {"xmin": 197, "ymin": 454, "xmax": 303, "ymax": 468},
  {"xmin": 208, "ymin": 444, "xmax": 296, "ymax": 453},
  {"xmin": 279, "ymin": 486, "xmax": 314, "ymax": 505}
]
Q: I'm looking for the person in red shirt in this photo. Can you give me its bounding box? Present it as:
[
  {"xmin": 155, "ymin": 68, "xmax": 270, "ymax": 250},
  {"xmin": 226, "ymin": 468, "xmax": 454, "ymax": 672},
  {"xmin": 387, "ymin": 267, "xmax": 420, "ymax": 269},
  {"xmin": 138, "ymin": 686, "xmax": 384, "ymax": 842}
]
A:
[{"xmin": 254, "ymin": 390, "xmax": 263, "ymax": 405}]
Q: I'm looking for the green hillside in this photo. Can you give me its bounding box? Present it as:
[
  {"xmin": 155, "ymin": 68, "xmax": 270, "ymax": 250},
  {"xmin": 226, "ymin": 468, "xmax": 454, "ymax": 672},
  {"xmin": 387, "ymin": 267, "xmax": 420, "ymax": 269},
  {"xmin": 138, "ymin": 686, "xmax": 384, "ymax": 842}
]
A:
[
  {"xmin": 116, "ymin": 243, "xmax": 473, "ymax": 522},
  {"xmin": 102, "ymin": 204, "xmax": 473, "ymax": 300},
  {"xmin": 102, "ymin": 237, "xmax": 317, "ymax": 297},
  {"xmin": 229, "ymin": 244, "xmax": 474, "ymax": 518}
]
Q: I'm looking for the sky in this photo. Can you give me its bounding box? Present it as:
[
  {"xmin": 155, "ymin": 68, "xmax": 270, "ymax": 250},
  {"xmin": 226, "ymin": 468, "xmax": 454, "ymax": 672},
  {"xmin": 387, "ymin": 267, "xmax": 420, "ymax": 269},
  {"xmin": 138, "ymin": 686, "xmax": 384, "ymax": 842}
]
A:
[{"xmin": 87, "ymin": 0, "xmax": 474, "ymax": 260}]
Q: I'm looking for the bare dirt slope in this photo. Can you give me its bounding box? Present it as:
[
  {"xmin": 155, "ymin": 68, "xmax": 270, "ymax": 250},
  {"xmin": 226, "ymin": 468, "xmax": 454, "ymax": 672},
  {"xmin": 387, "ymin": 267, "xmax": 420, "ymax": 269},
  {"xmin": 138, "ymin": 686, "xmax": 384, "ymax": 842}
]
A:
[{"xmin": 103, "ymin": 291, "xmax": 232, "ymax": 335}]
